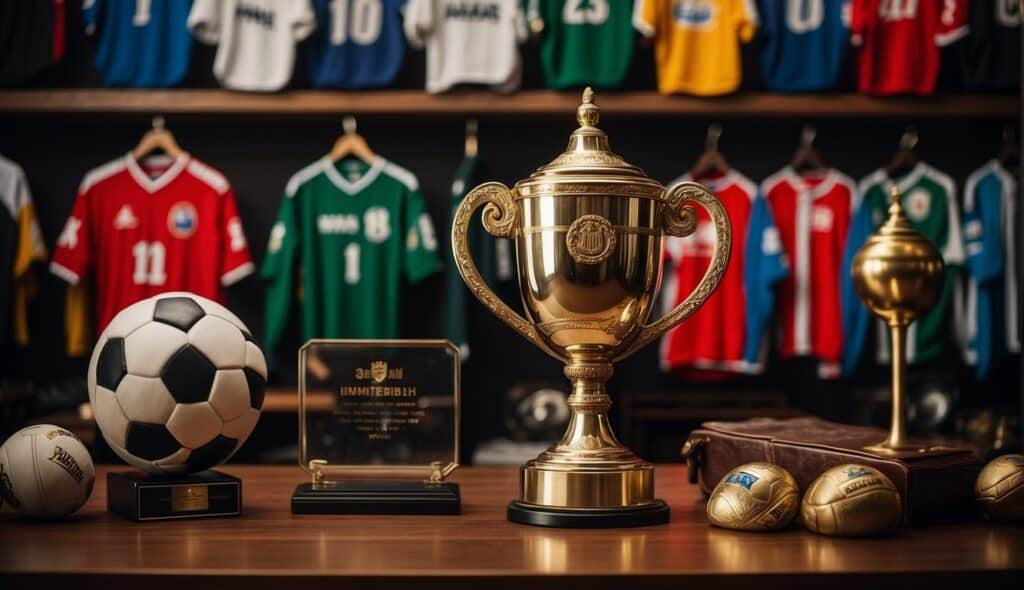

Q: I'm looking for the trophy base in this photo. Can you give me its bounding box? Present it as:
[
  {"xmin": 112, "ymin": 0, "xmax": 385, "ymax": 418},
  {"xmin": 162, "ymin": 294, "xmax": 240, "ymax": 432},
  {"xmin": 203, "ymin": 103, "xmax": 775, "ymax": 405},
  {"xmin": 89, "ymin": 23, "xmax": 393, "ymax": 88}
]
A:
[
  {"xmin": 291, "ymin": 480, "xmax": 460, "ymax": 515},
  {"xmin": 107, "ymin": 470, "xmax": 241, "ymax": 521},
  {"xmin": 507, "ymin": 499, "xmax": 670, "ymax": 528},
  {"xmin": 863, "ymin": 440, "xmax": 967, "ymax": 458}
]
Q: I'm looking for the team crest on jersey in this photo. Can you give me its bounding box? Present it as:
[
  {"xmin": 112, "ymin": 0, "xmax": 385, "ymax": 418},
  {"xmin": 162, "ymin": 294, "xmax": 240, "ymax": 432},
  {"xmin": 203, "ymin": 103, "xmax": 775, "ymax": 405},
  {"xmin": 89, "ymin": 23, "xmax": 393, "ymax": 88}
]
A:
[
  {"xmin": 167, "ymin": 202, "xmax": 198, "ymax": 238},
  {"xmin": 114, "ymin": 205, "xmax": 139, "ymax": 230},
  {"xmin": 812, "ymin": 207, "xmax": 834, "ymax": 232},
  {"xmin": 905, "ymin": 189, "xmax": 931, "ymax": 222},
  {"xmin": 673, "ymin": 0, "xmax": 716, "ymax": 30}
]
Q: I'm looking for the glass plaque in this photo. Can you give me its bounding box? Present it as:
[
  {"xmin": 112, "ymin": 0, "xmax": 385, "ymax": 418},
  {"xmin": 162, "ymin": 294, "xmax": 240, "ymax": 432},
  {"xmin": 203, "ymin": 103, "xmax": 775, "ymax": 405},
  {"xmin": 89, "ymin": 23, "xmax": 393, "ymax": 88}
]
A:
[{"xmin": 298, "ymin": 339, "xmax": 460, "ymax": 484}]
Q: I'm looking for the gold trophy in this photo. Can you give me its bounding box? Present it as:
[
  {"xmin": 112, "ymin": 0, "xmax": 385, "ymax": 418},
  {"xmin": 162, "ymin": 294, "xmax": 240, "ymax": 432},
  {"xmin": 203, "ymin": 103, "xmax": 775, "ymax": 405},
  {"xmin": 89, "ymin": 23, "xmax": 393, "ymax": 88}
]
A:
[
  {"xmin": 851, "ymin": 186, "xmax": 944, "ymax": 455},
  {"xmin": 451, "ymin": 89, "xmax": 731, "ymax": 527}
]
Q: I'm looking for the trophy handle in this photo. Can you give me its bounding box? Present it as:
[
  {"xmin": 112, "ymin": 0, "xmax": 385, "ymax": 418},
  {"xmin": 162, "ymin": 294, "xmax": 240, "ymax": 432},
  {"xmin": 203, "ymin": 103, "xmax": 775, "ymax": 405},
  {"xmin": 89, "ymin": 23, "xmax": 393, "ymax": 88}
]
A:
[
  {"xmin": 451, "ymin": 182, "xmax": 562, "ymax": 362},
  {"xmin": 615, "ymin": 182, "xmax": 732, "ymax": 362}
]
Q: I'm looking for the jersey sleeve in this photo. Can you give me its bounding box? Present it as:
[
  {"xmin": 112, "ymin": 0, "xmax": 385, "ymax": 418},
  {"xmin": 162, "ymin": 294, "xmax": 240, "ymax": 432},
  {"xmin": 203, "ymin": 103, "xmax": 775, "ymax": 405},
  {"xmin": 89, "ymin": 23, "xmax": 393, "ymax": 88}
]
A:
[
  {"xmin": 963, "ymin": 177, "xmax": 1003, "ymax": 285},
  {"xmin": 188, "ymin": 0, "xmax": 223, "ymax": 45},
  {"xmin": 260, "ymin": 192, "xmax": 301, "ymax": 365},
  {"xmin": 403, "ymin": 187, "xmax": 442, "ymax": 283},
  {"xmin": 755, "ymin": 0, "xmax": 775, "ymax": 41},
  {"xmin": 403, "ymin": 0, "xmax": 434, "ymax": 49},
  {"xmin": 840, "ymin": 195, "xmax": 873, "ymax": 374},
  {"xmin": 742, "ymin": 195, "xmax": 788, "ymax": 365},
  {"xmin": 219, "ymin": 189, "xmax": 255, "ymax": 286},
  {"xmin": 633, "ymin": 0, "xmax": 657, "ymax": 38},
  {"xmin": 9, "ymin": 171, "xmax": 47, "ymax": 346},
  {"xmin": 734, "ymin": 0, "xmax": 759, "ymax": 43},
  {"xmin": 82, "ymin": 0, "xmax": 103, "ymax": 35},
  {"xmin": 935, "ymin": 0, "xmax": 968, "ymax": 46},
  {"xmin": 849, "ymin": 0, "xmax": 869, "ymax": 46},
  {"xmin": 514, "ymin": 0, "xmax": 529, "ymax": 43},
  {"xmin": 291, "ymin": 0, "xmax": 317, "ymax": 41},
  {"xmin": 50, "ymin": 189, "xmax": 92, "ymax": 286}
]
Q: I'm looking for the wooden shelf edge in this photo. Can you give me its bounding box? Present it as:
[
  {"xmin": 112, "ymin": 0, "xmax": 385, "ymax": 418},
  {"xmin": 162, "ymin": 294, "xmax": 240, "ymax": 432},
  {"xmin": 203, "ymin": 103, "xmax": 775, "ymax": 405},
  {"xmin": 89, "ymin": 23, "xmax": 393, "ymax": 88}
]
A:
[{"xmin": 0, "ymin": 89, "xmax": 1017, "ymax": 117}]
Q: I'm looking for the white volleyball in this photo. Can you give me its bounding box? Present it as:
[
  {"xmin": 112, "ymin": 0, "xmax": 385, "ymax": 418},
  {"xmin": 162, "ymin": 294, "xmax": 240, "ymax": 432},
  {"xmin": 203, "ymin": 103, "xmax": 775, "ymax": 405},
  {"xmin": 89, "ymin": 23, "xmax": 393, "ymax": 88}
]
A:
[{"xmin": 0, "ymin": 424, "xmax": 95, "ymax": 518}]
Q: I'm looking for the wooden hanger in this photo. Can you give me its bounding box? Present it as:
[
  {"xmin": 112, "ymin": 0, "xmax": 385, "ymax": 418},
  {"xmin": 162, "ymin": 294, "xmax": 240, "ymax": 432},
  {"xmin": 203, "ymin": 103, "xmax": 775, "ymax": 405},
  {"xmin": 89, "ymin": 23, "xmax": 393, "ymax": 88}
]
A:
[
  {"xmin": 790, "ymin": 125, "xmax": 827, "ymax": 175},
  {"xmin": 131, "ymin": 115, "xmax": 184, "ymax": 160},
  {"xmin": 328, "ymin": 115, "xmax": 377, "ymax": 164},
  {"xmin": 465, "ymin": 119, "xmax": 478, "ymax": 158},
  {"xmin": 691, "ymin": 124, "xmax": 729, "ymax": 177},
  {"xmin": 886, "ymin": 126, "xmax": 919, "ymax": 178},
  {"xmin": 998, "ymin": 126, "xmax": 1019, "ymax": 175}
]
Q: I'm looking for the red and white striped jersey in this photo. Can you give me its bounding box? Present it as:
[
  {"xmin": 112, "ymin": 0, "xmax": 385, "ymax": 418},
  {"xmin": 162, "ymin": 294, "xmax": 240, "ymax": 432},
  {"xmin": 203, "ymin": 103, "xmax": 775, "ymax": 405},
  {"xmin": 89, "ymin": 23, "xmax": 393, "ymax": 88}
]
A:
[{"xmin": 761, "ymin": 166, "xmax": 857, "ymax": 378}]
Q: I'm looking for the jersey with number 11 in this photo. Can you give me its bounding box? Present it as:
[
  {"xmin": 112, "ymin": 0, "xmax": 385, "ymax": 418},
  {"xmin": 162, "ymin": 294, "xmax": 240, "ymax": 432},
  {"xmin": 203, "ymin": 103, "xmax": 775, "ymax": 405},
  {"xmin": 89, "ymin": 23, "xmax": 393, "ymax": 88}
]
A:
[{"xmin": 307, "ymin": 0, "xmax": 409, "ymax": 88}]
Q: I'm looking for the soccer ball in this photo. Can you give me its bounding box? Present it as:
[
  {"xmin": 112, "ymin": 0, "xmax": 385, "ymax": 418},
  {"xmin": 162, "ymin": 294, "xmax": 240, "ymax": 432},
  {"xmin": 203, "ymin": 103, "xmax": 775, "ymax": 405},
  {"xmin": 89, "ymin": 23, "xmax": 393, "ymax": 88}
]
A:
[
  {"xmin": 975, "ymin": 454, "xmax": 1024, "ymax": 522},
  {"xmin": 801, "ymin": 464, "xmax": 902, "ymax": 536},
  {"xmin": 706, "ymin": 462, "xmax": 800, "ymax": 531},
  {"xmin": 0, "ymin": 424, "xmax": 95, "ymax": 518},
  {"xmin": 88, "ymin": 292, "xmax": 267, "ymax": 475}
]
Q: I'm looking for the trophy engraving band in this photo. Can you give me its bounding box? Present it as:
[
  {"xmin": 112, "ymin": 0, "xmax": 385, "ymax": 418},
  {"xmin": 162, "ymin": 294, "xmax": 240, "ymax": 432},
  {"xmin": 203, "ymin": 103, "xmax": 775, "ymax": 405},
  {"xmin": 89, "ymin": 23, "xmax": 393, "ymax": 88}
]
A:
[
  {"xmin": 565, "ymin": 215, "xmax": 616, "ymax": 265},
  {"xmin": 523, "ymin": 225, "xmax": 658, "ymax": 237}
]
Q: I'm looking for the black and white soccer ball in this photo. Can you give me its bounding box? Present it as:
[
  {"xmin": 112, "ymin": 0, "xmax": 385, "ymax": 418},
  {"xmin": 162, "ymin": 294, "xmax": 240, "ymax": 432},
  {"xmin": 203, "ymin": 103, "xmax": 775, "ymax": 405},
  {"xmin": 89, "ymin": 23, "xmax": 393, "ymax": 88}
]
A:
[{"xmin": 87, "ymin": 292, "xmax": 267, "ymax": 475}]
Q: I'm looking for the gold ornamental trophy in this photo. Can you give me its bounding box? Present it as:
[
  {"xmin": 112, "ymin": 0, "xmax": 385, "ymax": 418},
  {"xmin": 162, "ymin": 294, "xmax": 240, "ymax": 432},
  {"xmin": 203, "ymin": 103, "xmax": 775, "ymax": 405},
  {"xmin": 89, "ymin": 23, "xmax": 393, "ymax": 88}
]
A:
[
  {"xmin": 852, "ymin": 186, "xmax": 945, "ymax": 455},
  {"xmin": 451, "ymin": 89, "xmax": 731, "ymax": 527}
]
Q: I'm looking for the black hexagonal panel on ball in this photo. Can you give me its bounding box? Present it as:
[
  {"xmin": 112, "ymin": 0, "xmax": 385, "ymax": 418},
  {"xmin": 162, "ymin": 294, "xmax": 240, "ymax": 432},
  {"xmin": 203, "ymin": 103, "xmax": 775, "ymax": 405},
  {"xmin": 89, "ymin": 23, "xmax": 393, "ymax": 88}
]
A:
[
  {"xmin": 153, "ymin": 296, "xmax": 206, "ymax": 332},
  {"xmin": 243, "ymin": 367, "xmax": 266, "ymax": 410},
  {"xmin": 186, "ymin": 435, "xmax": 237, "ymax": 472},
  {"xmin": 161, "ymin": 344, "xmax": 217, "ymax": 404},
  {"xmin": 125, "ymin": 422, "xmax": 182, "ymax": 461},
  {"xmin": 96, "ymin": 337, "xmax": 127, "ymax": 391}
]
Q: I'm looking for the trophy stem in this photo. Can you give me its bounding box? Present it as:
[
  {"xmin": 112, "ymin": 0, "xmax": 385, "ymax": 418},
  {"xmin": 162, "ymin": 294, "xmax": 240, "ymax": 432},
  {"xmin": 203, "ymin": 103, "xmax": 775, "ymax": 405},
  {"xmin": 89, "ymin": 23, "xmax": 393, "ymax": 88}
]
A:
[{"xmin": 865, "ymin": 321, "xmax": 928, "ymax": 455}]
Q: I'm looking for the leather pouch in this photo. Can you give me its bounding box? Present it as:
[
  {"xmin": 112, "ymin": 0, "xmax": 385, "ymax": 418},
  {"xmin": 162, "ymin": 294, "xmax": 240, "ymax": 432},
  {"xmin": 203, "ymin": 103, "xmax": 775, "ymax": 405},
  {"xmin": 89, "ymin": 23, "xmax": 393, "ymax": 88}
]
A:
[{"xmin": 682, "ymin": 417, "xmax": 983, "ymax": 524}]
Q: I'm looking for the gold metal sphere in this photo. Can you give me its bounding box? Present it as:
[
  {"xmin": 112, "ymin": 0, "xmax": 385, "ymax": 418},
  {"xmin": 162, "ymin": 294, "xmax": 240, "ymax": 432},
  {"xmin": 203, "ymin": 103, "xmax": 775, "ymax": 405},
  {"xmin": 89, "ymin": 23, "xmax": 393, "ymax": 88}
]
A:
[
  {"xmin": 706, "ymin": 462, "xmax": 800, "ymax": 531},
  {"xmin": 801, "ymin": 464, "xmax": 902, "ymax": 536},
  {"xmin": 975, "ymin": 454, "xmax": 1024, "ymax": 522}
]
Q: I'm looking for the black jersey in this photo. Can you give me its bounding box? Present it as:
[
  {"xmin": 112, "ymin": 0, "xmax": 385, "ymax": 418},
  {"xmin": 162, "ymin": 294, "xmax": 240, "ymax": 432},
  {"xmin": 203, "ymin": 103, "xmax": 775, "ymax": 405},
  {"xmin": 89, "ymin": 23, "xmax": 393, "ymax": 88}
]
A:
[
  {"xmin": 0, "ymin": 0, "xmax": 60, "ymax": 85},
  {"xmin": 961, "ymin": 0, "xmax": 1021, "ymax": 91}
]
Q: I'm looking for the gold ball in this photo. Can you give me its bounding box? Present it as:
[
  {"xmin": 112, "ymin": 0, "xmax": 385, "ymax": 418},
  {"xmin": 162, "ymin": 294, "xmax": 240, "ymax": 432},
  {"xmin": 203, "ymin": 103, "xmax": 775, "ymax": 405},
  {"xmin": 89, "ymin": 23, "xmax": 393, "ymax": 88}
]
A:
[
  {"xmin": 975, "ymin": 454, "xmax": 1024, "ymax": 522},
  {"xmin": 801, "ymin": 464, "xmax": 902, "ymax": 537},
  {"xmin": 706, "ymin": 462, "xmax": 800, "ymax": 531}
]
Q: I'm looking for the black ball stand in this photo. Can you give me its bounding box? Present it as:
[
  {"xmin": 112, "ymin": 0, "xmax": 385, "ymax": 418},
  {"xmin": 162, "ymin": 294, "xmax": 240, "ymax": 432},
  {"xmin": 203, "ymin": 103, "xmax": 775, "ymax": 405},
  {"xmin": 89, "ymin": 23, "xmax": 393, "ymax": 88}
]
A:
[{"xmin": 507, "ymin": 499, "xmax": 670, "ymax": 528}]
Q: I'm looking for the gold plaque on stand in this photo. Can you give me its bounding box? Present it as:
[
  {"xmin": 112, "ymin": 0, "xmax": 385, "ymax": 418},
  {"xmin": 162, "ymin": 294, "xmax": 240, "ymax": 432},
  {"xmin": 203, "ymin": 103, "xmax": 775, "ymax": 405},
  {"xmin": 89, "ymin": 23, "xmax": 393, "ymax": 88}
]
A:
[{"xmin": 451, "ymin": 89, "xmax": 732, "ymax": 527}]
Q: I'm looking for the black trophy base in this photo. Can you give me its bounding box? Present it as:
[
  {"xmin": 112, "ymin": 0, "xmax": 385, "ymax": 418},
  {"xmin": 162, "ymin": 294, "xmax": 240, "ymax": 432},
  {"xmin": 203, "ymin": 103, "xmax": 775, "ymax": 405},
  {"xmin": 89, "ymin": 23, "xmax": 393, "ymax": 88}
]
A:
[
  {"xmin": 507, "ymin": 499, "xmax": 670, "ymax": 528},
  {"xmin": 291, "ymin": 480, "xmax": 461, "ymax": 515},
  {"xmin": 107, "ymin": 470, "xmax": 242, "ymax": 521}
]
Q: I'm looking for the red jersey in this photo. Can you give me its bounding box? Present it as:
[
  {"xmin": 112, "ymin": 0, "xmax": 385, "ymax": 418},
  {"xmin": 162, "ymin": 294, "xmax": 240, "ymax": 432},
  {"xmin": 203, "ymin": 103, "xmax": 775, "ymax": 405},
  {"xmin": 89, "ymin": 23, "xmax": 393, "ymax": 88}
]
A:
[
  {"xmin": 851, "ymin": 0, "xmax": 968, "ymax": 95},
  {"xmin": 661, "ymin": 170, "xmax": 788, "ymax": 376},
  {"xmin": 761, "ymin": 167, "xmax": 856, "ymax": 378},
  {"xmin": 50, "ymin": 153, "xmax": 254, "ymax": 334}
]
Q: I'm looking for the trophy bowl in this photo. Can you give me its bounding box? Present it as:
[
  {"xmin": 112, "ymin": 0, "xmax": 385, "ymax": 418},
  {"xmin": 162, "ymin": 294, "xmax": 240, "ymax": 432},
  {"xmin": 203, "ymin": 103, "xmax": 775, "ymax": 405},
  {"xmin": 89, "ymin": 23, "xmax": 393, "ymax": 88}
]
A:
[{"xmin": 452, "ymin": 89, "xmax": 732, "ymax": 527}]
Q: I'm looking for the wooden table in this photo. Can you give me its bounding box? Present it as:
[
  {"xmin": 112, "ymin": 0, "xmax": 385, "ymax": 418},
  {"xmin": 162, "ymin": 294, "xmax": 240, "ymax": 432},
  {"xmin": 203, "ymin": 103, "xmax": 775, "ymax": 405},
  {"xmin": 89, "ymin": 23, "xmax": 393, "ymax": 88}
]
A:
[{"xmin": 1, "ymin": 466, "xmax": 1021, "ymax": 589}]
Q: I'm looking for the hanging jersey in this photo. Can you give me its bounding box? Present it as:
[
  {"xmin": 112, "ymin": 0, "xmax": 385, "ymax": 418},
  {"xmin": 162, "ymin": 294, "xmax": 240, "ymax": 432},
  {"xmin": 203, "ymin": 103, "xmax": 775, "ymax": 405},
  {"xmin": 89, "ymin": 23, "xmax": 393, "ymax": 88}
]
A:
[
  {"xmin": 634, "ymin": 0, "xmax": 759, "ymax": 96},
  {"xmin": 261, "ymin": 157, "xmax": 442, "ymax": 359},
  {"xmin": 756, "ymin": 0, "xmax": 850, "ymax": 92},
  {"xmin": 761, "ymin": 167, "xmax": 856, "ymax": 378},
  {"xmin": 850, "ymin": 0, "xmax": 968, "ymax": 95},
  {"xmin": 843, "ymin": 163, "xmax": 965, "ymax": 371},
  {"xmin": 189, "ymin": 0, "xmax": 315, "ymax": 91},
  {"xmin": 960, "ymin": 0, "xmax": 1021, "ymax": 91},
  {"xmin": 404, "ymin": 0, "xmax": 528, "ymax": 94},
  {"xmin": 0, "ymin": 155, "xmax": 47, "ymax": 351},
  {"xmin": 441, "ymin": 157, "xmax": 513, "ymax": 360},
  {"xmin": 307, "ymin": 0, "xmax": 409, "ymax": 88},
  {"xmin": 526, "ymin": 0, "xmax": 637, "ymax": 89},
  {"xmin": 0, "ymin": 0, "xmax": 63, "ymax": 84},
  {"xmin": 962, "ymin": 160, "xmax": 1019, "ymax": 379},
  {"xmin": 661, "ymin": 170, "xmax": 787, "ymax": 374},
  {"xmin": 50, "ymin": 154, "xmax": 255, "ymax": 336},
  {"xmin": 82, "ymin": 0, "xmax": 193, "ymax": 88}
]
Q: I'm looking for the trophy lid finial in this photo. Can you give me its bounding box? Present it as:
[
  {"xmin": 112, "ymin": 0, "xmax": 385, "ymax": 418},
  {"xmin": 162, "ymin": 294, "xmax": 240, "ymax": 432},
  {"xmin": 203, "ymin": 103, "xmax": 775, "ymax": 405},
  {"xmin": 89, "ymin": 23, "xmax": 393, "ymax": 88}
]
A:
[{"xmin": 577, "ymin": 87, "xmax": 600, "ymax": 128}]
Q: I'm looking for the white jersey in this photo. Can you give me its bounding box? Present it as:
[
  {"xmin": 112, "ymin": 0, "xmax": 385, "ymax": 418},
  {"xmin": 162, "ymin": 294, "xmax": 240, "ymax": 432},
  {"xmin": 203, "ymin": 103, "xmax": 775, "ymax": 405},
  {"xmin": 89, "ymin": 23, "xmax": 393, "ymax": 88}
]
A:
[
  {"xmin": 404, "ymin": 0, "xmax": 527, "ymax": 94},
  {"xmin": 189, "ymin": 0, "xmax": 316, "ymax": 92}
]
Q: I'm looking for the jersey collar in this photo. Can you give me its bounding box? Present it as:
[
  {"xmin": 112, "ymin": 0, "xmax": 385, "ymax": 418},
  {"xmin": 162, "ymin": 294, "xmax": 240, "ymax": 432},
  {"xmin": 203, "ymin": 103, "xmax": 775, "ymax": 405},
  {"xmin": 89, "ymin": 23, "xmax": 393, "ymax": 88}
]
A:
[
  {"xmin": 125, "ymin": 152, "xmax": 190, "ymax": 194},
  {"xmin": 781, "ymin": 166, "xmax": 839, "ymax": 199},
  {"xmin": 322, "ymin": 156, "xmax": 386, "ymax": 195},
  {"xmin": 885, "ymin": 161, "xmax": 927, "ymax": 194}
]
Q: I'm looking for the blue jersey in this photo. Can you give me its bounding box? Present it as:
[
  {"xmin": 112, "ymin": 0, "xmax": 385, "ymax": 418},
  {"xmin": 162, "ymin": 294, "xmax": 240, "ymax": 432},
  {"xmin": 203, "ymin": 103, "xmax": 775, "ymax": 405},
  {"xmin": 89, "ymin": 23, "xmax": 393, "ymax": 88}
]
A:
[
  {"xmin": 83, "ymin": 0, "xmax": 194, "ymax": 88},
  {"xmin": 307, "ymin": 0, "xmax": 408, "ymax": 88},
  {"xmin": 962, "ymin": 160, "xmax": 1019, "ymax": 378},
  {"xmin": 757, "ymin": 0, "xmax": 850, "ymax": 92}
]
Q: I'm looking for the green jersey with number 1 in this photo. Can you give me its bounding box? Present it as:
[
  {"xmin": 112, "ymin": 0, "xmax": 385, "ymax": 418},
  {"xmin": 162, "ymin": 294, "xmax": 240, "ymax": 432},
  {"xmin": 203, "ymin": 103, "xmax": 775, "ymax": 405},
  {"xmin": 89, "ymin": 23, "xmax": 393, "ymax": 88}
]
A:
[
  {"xmin": 527, "ymin": 0, "xmax": 636, "ymax": 89},
  {"xmin": 261, "ymin": 157, "xmax": 441, "ymax": 358}
]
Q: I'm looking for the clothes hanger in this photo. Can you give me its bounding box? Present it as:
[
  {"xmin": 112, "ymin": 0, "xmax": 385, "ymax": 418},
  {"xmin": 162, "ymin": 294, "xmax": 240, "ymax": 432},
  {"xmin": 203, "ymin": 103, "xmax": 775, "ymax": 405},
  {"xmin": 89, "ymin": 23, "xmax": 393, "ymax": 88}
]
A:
[
  {"xmin": 131, "ymin": 115, "xmax": 184, "ymax": 160},
  {"xmin": 885, "ymin": 126, "xmax": 919, "ymax": 178},
  {"xmin": 790, "ymin": 125, "xmax": 827, "ymax": 175},
  {"xmin": 328, "ymin": 115, "xmax": 377, "ymax": 164},
  {"xmin": 998, "ymin": 125, "xmax": 1019, "ymax": 176},
  {"xmin": 691, "ymin": 123, "xmax": 729, "ymax": 177},
  {"xmin": 465, "ymin": 119, "xmax": 478, "ymax": 159}
]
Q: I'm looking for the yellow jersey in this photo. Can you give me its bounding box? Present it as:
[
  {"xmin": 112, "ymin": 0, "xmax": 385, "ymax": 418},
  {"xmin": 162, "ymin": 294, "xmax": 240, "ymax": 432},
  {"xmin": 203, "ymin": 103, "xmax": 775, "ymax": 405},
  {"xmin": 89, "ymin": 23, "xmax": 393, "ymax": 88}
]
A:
[{"xmin": 634, "ymin": 0, "xmax": 758, "ymax": 95}]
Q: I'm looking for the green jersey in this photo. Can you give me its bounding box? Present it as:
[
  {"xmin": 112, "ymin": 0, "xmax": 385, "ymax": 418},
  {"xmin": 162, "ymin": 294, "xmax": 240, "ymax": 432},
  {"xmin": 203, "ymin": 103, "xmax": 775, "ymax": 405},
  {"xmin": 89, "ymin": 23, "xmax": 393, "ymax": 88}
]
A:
[
  {"xmin": 442, "ymin": 156, "xmax": 514, "ymax": 361},
  {"xmin": 261, "ymin": 157, "xmax": 441, "ymax": 358},
  {"xmin": 527, "ymin": 0, "xmax": 636, "ymax": 89},
  {"xmin": 854, "ymin": 163, "xmax": 965, "ymax": 364}
]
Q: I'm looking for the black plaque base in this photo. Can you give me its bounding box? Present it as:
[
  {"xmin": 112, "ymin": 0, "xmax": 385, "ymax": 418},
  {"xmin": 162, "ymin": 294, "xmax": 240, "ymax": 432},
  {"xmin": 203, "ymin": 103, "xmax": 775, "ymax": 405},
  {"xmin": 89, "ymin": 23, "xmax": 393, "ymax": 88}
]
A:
[
  {"xmin": 507, "ymin": 499, "xmax": 670, "ymax": 528},
  {"xmin": 107, "ymin": 470, "xmax": 242, "ymax": 521},
  {"xmin": 291, "ymin": 480, "xmax": 460, "ymax": 515}
]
